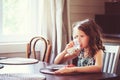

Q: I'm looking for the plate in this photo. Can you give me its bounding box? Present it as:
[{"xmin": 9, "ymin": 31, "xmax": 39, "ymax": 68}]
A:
[
  {"xmin": 40, "ymin": 68, "xmax": 55, "ymax": 74},
  {"xmin": 40, "ymin": 64, "xmax": 66, "ymax": 74},
  {"xmin": 0, "ymin": 57, "xmax": 8, "ymax": 60},
  {"xmin": 46, "ymin": 64, "xmax": 66, "ymax": 70},
  {"xmin": 0, "ymin": 57, "xmax": 39, "ymax": 65}
]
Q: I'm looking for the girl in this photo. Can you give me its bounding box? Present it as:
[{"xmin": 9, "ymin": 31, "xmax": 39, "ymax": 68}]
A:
[{"xmin": 54, "ymin": 19, "xmax": 105, "ymax": 74}]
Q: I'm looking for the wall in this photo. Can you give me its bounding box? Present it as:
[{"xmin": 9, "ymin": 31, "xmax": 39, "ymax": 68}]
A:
[
  {"xmin": 67, "ymin": 0, "xmax": 120, "ymax": 42},
  {"xmin": 67, "ymin": 0, "xmax": 109, "ymax": 28},
  {"xmin": 67, "ymin": 0, "xmax": 109, "ymax": 40}
]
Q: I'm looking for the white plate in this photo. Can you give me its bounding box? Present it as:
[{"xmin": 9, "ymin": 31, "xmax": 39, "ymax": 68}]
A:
[{"xmin": 0, "ymin": 57, "xmax": 39, "ymax": 65}]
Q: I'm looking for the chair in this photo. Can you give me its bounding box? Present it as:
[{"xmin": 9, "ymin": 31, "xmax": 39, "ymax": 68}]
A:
[
  {"xmin": 26, "ymin": 36, "xmax": 52, "ymax": 63},
  {"xmin": 102, "ymin": 45, "xmax": 120, "ymax": 74}
]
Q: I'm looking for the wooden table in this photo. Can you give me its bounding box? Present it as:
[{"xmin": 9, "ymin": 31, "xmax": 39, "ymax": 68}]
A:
[{"xmin": 0, "ymin": 59, "xmax": 120, "ymax": 80}]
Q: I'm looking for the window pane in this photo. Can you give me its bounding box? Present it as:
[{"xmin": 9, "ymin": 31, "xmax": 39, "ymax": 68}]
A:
[
  {"xmin": 0, "ymin": 0, "xmax": 38, "ymax": 42},
  {"xmin": 3, "ymin": 0, "xmax": 29, "ymax": 35}
]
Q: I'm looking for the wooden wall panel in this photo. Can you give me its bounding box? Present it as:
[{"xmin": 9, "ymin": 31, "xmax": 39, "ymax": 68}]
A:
[
  {"xmin": 70, "ymin": 13, "xmax": 95, "ymax": 24},
  {"xmin": 67, "ymin": 0, "xmax": 110, "ymax": 27},
  {"xmin": 70, "ymin": 0, "xmax": 105, "ymax": 6},
  {"xmin": 70, "ymin": 6, "xmax": 104, "ymax": 14}
]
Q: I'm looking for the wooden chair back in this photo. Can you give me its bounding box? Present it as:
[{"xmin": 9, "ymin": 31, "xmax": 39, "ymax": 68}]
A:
[{"xmin": 26, "ymin": 36, "xmax": 52, "ymax": 63}]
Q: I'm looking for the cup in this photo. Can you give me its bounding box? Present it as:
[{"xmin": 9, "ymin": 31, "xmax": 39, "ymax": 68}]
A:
[{"xmin": 67, "ymin": 39, "xmax": 80, "ymax": 54}]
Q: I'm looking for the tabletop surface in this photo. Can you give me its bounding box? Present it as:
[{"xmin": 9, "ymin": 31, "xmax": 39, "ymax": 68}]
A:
[{"xmin": 0, "ymin": 58, "xmax": 120, "ymax": 80}]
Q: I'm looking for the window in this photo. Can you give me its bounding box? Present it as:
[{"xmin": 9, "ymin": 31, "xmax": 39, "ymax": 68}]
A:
[
  {"xmin": 0, "ymin": 0, "xmax": 42, "ymax": 53},
  {"xmin": 0, "ymin": 0, "xmax": 39, "ymax": 43}
]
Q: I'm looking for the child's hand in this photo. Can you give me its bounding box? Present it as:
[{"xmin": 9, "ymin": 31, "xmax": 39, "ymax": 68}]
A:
[
  {"xmin": 53, "ymin": 64, "xmax": 75, "ymax": 74},
  {"xmin": 54, "ymin": 66, "xmax": 75, "ymax": 74},
  {"xmin": 64, "ymin": 41, "xmax": 74, "ymax": 51}
]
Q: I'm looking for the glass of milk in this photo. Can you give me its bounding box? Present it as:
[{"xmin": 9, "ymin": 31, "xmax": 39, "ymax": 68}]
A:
[{"xmin": 67, "ymin": 39, "xmax": 81, "ymax": 54}]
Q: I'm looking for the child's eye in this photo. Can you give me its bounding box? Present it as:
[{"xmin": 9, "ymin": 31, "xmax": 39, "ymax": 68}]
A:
[{"xmin": 80, "ymin": 35, "xmax": 84, "ymax": 38}]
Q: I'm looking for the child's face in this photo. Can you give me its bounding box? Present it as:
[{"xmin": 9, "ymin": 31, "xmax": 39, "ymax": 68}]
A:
[{"xmin": 73, "ymin": 29, "xmax": 89, "ymax": 49}]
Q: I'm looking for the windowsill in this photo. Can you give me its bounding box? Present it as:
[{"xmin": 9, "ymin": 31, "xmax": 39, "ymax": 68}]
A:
[{"xmin": 0, "ymin": 42, "xmax": 27, "ymax": 53}]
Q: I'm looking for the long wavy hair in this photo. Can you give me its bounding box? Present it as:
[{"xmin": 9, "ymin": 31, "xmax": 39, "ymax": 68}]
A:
[{"xmin": 73, "ymin": 19, "xmax": 105, "ymax": 57}]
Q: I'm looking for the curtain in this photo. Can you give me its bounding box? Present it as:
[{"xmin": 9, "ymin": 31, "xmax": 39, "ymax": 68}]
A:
[{"xmin": 38, "ymin": 0, "xmax": 68, "ymax": 63}]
